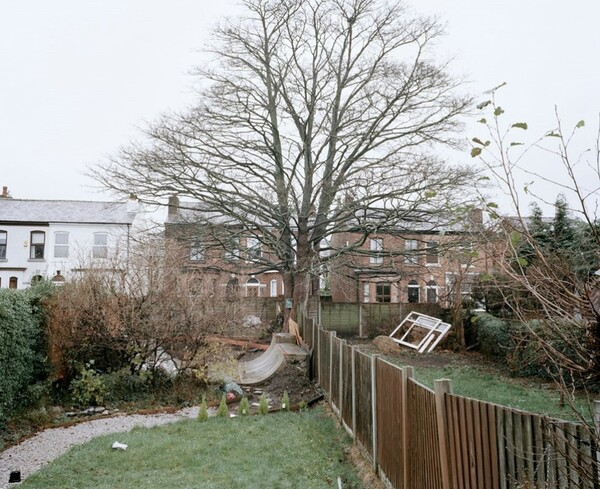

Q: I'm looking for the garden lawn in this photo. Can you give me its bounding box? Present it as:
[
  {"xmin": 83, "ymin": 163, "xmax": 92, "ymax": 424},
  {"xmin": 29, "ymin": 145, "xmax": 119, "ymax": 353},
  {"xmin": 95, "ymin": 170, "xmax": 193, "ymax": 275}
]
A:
[
  {"xmin": 411, "ymin": 364, "xmax": 592, "ymax": 421},
  {"xmin": 21, "ymin": 408, "xmax": 363, "ymax": 489}
]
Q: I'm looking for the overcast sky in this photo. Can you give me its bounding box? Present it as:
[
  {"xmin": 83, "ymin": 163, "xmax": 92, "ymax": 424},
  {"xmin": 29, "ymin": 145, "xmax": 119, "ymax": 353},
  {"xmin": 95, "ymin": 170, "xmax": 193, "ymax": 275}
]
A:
[{"xmin": 2, "ymin": 1, "xmax": 599, "ymax": 213}]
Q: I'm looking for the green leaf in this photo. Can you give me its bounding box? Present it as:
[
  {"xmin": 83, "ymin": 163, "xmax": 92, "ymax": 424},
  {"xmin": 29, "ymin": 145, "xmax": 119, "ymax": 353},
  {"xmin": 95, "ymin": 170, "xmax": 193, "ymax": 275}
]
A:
[
  {"xmin": 424, "ymin": 190, "xmax": 437, "ymax": 199},
  {"xmin": 510, "ymin": 231, "xmax": 521, "ymax": 246},
  {"xmin": 471, "ymin": 147, "xmax": 482, "ymax": 157},
  {"xmin": 472, "ymin": 137, "xmax": 485, "ymax": 146},
  {"xmin": 517, "ymin": 257, "xmax": 528, "ymax": 267},
  {"xmin": 576, "ymin": 119, "xmax": 585, "ymax": 128},
  {"xmin": 478, "ymin": 176, "xmax": 490, "ymax": 181},
  {"xmin": 546, "ymin": 131, "xmax": 561, "ymax": 138},
  {"xmin": 510, "ymin": 142, "xmax": 524, "ymax": 146},
  {"xmin": 477, "ymin": 100, "xmax": 491, "ymax": 110},
  {"xmin": 494, "ymin": 107, "xmax": 504, "ymax": 116},
  {"xmin": 486, "ymin": 202, "xmax": 498, "ymax": 209},
  {"xmin": 478, "ymin": 118, "xmax": 487, "ymax": 124},
  {"xmin": 511, "ymin": 122, "xmax": 528, "ymax": 130}
]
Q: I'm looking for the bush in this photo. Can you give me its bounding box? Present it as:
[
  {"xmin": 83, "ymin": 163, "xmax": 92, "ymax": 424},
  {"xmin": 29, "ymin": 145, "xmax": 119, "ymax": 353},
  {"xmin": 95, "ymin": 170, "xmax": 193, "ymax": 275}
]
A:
[
  {"xmin": 258, "ymin": 393, "xmax": 269, "ymax": 415},
  {"xmin": 198, "ymin": 396, "xmax": 208, "ymax": 421},
  {"xmin": 469, "ymin": 312, "xmax": 511, "ymax": 359},
  {"xmin": 0, "ymin": 284, "xmax": 53, "ymax": 425},
  {"xmin": 238, "ymin": 396, "xmax": 249, "ymax": 416},
  {"xmin": 69, "ymin": 362, "xmax": 108, "ymax": 407},
  {"xmin": 281, "ymin": 390, "xmax": 289, "ymax": 411},
  {"xmin": 217, "ymin": 395, "xmax": 229, "ymax": 417}
]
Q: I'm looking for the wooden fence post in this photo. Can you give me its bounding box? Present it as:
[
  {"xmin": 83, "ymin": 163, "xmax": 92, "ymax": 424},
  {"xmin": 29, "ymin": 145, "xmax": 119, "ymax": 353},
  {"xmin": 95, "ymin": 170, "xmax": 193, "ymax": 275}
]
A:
[
  {"xmin": 329, "ymin": 331, "xmax": 336, "ymax": 400},
  {"xmin": 351, "ymin": 345, "xmax": 357, "ymax": 439},
  {"xmin": 317, "ymin": 322, "xmax": 321, "ymax": 385},
  {"xmin": 371, "ymin": 354, "xmax": 379, "ymax": 471},
  {"xmin": 594, "ymin": 400, "xmax": 600, "ymax": 485},
  {"xmin": 359, "ymin": 303, "xmax": 363, "ymax": 337},
  {"xmin": 402, "ymin": 366, "xmax": 414, "ymax": 489},
  {"xmin": 339, "ymin": 339, "xmax": 344, "ymax": 422},
  {"xmin": 435, "ymin": 379, "xmax": 454, "ymax": 489}
]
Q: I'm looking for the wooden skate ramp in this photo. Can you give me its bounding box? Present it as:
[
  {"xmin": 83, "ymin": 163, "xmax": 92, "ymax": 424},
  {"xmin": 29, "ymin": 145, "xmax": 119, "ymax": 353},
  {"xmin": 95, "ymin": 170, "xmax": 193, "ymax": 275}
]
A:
[{"xmin": 237, "ymin": 333, "xmax": 308, "ymax": 385}]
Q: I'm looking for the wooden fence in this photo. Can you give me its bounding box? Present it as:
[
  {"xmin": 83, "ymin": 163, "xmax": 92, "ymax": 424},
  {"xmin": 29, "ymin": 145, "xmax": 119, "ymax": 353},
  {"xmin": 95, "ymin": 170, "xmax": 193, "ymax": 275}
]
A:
[{"xmin": 298, "ymin": 311, "xmax": 600, "ymax": 489}]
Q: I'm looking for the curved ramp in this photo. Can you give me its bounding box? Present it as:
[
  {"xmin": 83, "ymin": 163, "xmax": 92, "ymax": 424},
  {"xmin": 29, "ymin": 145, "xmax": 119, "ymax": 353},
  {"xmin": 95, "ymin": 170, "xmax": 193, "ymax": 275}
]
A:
[{"xmin": 237, "ymin": 335, "xmax": 286, "ymax": 385}]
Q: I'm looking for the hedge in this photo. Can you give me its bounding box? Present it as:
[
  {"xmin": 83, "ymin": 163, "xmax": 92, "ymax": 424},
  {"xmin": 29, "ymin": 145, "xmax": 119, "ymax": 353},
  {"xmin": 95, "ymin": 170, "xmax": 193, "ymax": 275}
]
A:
[{"xmin": 0, "ymin": 283, "xmax": 52, "ymax": 425}]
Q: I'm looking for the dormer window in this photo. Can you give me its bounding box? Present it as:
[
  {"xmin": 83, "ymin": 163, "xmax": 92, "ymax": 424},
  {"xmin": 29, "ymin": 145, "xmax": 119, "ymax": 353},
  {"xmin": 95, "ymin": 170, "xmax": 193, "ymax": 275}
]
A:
[
  {"xmin": 30, "ymin": 231, "xmax": 45, "ymax": 259},
  {"xmin": 190, "ymin": 239, "xmax": 205, "ymax": 261},
  {"xmin": 369, "ymin": 238, "xmax": 383, "ymax": 265}
]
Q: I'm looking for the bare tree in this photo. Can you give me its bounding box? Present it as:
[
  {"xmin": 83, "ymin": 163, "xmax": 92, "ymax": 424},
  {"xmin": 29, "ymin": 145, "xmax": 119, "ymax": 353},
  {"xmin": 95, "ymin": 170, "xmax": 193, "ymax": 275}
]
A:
[
  {"xmin": 95, "ymin": 0, "xmax": 474, "ymax": 326},
  {"xmin": 472, "ymin": 89, "xmax": 600, "ymax": 485}
]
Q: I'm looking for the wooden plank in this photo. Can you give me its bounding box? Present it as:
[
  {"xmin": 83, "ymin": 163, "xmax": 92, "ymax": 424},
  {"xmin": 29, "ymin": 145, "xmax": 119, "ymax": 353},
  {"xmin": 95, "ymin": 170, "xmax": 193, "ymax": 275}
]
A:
[
  {"xmin": 465, "ymin": 398, "xmax": 477, "ymax": 488},
  {"xmin": 488, "ymin": 403, "xmax": 500, "ymax": 489},
  {"xmin": 513, "ymin": 412, "xmax": 524, "ymax": 483},
  {"xmin": 578, "ymin": 424, "xmax": 593, "ymax": 489},
  {"xmin": 480, "ymin": 401, "xmax": 493, "ymax": 489},
  {"xmin": 458, "ymin": 397, "xmax": 471, "ymax": 489},
  {"xmin": 546, "ymin": 420, "xmax": 557, "ymax": 487},
  {"xmin": 523, "ymin": 414, "xmax": 534, "ymax": 485},
  {"xmin": 496, "ymin": 406, "xmax": 506, "ymax": 489},
  {"xmin": 565, "ymin": 422, "xmax": 579, "ymax": 488},
  {"xmin": 434, "ymin": 380, "xmax": 453, "ymax": 489},
  {"xmin": 505, "ymin": 410, "xmax": 516, "ymax": 486},
  {"xmin": 556, "ymin": 422, "xmax": 568, "ymax": 489},
  {"xmin": 473, "ymin": 400, "xmax": 484, "ymax": 489},
  {"xmin": 533, "ymin": 415, "xmax": 545, "ymax": 485},
  {"xmin": 450, "ymin": 395, "xmax": 464, "ymax": 489}
]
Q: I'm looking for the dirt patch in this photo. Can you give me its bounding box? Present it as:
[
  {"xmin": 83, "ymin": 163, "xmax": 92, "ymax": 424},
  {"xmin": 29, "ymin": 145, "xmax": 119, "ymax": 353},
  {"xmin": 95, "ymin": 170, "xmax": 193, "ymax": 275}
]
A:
[{"xmin": 372, "ymin": 335, "xmax": 400, "ymax": 355}]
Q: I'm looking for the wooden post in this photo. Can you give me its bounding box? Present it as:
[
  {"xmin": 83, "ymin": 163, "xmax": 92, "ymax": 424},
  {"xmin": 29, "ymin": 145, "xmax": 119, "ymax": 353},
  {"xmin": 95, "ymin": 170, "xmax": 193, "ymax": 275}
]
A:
[
  {"xmin": 329, "ymin": 331, "xmax": 336, "ymax": 400},
  {"xmin": 371, "ymin": 354, "xmax": 379, "ymax": 470},
  {"xmin": 358, "ymin": 303, "xmax": 363, "ymax": 337},
  {"xmin": 594, "ymin": 400, "xmax": 600, "ymax": 485},
  {"xmin": 317, "ymin": 321, "xmax": 321, "ymax": 385},
  {"xmin": 402, "ymin": 366, "xmax": 414, "ymax": 489},
  {"xmin": 339, "ymin": 339, "xmax": 344, "ymax": 422},
  {"xmin": 351, "ymin": 345, "xmax": 357, "ymax": 439},
  {"xmin": 435, "ymin": 379, "xmax": 454, "ymax": 489}
]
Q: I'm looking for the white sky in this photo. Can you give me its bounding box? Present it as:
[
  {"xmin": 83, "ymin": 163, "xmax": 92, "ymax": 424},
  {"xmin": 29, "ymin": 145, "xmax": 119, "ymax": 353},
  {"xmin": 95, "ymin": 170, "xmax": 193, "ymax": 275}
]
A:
[{"xmin": 1, "ymin": 1, "xmax": 599, "ymax": 213}]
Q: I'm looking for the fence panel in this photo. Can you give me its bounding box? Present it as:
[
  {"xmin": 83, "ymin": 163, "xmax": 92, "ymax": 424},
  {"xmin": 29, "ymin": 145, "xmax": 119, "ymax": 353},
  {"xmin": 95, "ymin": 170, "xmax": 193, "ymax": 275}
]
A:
[
  {"xmin": 406, "ymin": 378, "xmax": 443, "ymax": 489},
  {"xmin": 320, "ymin": 303, "xmax": 360, "ymax": 336},
  {"xmin": 331, "ymin": 336, "xmax": 342, "ymax": 409},
  {"xmin": 355, "ymin": 350, "xmax": 374, "ymax": 459},
  {"xmin": 376, "ymin": 358, "xmax": 405, "ymax": 489},
  {"xmin": 318, "ymin": 329, "xmax": 331, "ymax": 396},
  {"xmin": 341, "ymin": 342, "xmax": 353, "ymax": 428}
]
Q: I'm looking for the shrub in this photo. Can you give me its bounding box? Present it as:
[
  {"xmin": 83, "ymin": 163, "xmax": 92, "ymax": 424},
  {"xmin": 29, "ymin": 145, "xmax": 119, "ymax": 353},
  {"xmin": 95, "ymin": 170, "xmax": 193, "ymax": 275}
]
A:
[
  {"xmin": 217, "ymin": 395, "xmax": 229, "ymax": 417},
  {"xmin": 0, "ymin": 284, "xmax": 53, "ymax": 425},
  {"xmin": 238, "ymin": 396, "xmax": 249, "ymax": 416},
  {"xmin": 258, "ymin": 393, "xmax": 269, "ymax": 415},
  {"xmin": 69, "ymin": 362, "xmax": 107, "ymax": 407},
  {"xmin": 281, "ymin": 390, "xmax": 289, "ymax": 411},
  {"xmin": 470, "ymin": 312, "xmax": 511, "ymax": 359},
  {"xmin": 198, "ymin": 396, "xmax": 209, "ymax": 421}
]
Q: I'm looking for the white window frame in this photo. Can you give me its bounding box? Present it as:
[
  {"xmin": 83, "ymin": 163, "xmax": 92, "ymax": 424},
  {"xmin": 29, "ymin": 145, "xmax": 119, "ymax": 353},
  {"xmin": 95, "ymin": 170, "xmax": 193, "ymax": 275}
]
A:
[
  {"xmin": 189, "ymin": 238, "xmax": 205, "ymax": 261},
  {"xmin": 246, "ymin": 237, "xmax": 262, "ymax": 261},
  {"xmin": 404, "ymin": 239, "xmax": 418, "ymax": 264},
  {"xmin": 270, "ymin": 279, "xmax": 278, "ymax": 297},
  {"xmin": 30, "ymin": 231, "xmax": 46, "ymax": 259},
  {"xmin": 54, "ymin": 232, "xmax": 69, "ymax": 258},
  {"xmin": 92, "ymin": 232, "xmax": 108, "ymax": 259},
  {"xmin": 369, "ymin": 238, "xmax": 383, "ymax": 264},
  {"xmin": 425, "ymin": 241, "xmax": 440, "ymax": 265},
  {"xmin": 0, "ymin": 230, "xmax": 6, "ymax": 259},
  {"xmin": 426, "ymin": 280, "xmax": 439, "ymax": 303},
  {"xmin": 407, "ymin": 280, "xmax": 420, "ymax": 303}
]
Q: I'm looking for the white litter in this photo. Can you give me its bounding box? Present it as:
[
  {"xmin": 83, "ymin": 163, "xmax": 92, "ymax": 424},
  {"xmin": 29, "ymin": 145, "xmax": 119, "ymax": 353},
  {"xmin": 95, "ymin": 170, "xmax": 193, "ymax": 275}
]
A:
[{"xmin": 112, "ymin": 442, "xmax": 128, "ymax": 451}]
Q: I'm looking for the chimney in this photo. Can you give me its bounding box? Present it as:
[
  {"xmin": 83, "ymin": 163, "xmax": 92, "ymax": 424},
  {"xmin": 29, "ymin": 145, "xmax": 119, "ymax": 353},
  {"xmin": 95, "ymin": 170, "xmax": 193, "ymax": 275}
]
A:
[
  {"xmin": 127, "ymin": 193, "xmax": 139, "ymax": 214},
  {"xmin": 168, "ymin": 195, "xmax": 180, "ymax": 217},
  {"xmin": 1, "ymin": 186, "xmax": 10, "ymax": 198},
  {"xmin": 469, "ymin": 208, "xmax": 483, "ymax": 227}
]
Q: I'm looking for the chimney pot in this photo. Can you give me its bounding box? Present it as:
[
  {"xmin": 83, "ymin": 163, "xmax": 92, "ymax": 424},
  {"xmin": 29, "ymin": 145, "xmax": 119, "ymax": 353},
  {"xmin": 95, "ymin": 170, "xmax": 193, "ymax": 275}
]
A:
[{"xmin": 168, "ymin": 195, "xmax": 180, "ymax": 216}]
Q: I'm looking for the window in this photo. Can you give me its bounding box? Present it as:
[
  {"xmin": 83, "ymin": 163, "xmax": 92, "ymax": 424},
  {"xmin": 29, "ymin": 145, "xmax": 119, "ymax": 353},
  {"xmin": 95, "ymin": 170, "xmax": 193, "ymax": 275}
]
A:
[
  {"xmin": 369, "ymin": 238, "xmax": 383, "ymax": 264},
  {"xmin": 270, "ymin": 279, "xmax": 278, "ymax": 297},
  {"xmin": 363, "ymin": 282, "xmax": 371, "ymax": 303},
  {"xmin": 246, "ymin": 237, "xmax": 262, "ymax": 261},
  {"xmin": 376, "ymin": 282, "xmax": 391, "ymax": 303},
  {"xmin": 426, "ymin": 241, "xmax": 439, "ymax": 265},
  {"xmin": 30, "ymin": 231, "xmax": 45, "ymax": 259},
  {"xmin": 54, "ymin": 232, "xmax": 69, "ymax": 258},
  {"xmin": 407, "ymin": 280, "xmax": 420, "ymax": 303},
  {"xmin": 404, "ymin": 239, "xmax": 418, "ymax": 264},
  {"xmin": 189, "ymin": 277, "xmax": 202, "ymax": 296},
  {"xmin": 225, "ymin": 237, "xmax": 240, "ymax": 261},
  {"xmin": 226, "ymin": 276, "xmax": 239, "ymax": 300},
  {"xmin": 9, "ymin": 276, "xmax": 18, "ymax": 289},
  {"xmin": 426, "ymin": 280, "xmax": 438, "ymax": 303},
  {"xmin": 0, "ymin": 231, "xmax": 6, "ymax": 259},
  {"xmin": 246, "ymin": 276, "xmax": 261, "ymax": 297},
  {"xmin": 459, "ymin": 241, "xmax": 474, "ymax": 265},
  {"xmin": 92, "ymin": 233, "xmax": 108, "ymax": 258},
  {"xmin": 189, "ymin": 239, "xmax": 205, "ymax": 261}
]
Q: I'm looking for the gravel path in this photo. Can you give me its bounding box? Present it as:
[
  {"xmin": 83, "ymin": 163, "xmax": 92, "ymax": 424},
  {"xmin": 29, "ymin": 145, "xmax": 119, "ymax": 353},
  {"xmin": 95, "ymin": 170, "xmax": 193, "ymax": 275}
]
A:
[{"xmin": 0, "ymin": 407, "xmax": 200, "ymax": 488}]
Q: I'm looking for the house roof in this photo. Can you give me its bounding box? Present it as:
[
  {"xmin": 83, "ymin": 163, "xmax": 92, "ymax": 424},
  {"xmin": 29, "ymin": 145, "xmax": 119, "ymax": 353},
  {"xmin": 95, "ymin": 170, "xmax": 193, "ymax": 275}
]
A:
[{"xmin": 0, "ymin": 199, "xmax": 135, "ymax": 225}]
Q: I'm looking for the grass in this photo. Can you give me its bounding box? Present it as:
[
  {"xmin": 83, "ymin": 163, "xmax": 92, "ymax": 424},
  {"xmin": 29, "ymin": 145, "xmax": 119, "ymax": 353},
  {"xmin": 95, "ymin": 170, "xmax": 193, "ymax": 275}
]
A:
[
  {"xmin": 21, "ymin": 408, "xmax": 363, "ymax": 489},
  {"xmin": 387, "ymin": 360, "xmax": 593, "ymax": 421}
]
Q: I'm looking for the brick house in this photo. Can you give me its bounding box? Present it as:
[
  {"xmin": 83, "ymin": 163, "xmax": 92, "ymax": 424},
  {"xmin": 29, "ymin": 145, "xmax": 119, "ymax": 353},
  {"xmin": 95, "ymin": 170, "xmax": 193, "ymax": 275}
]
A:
[
  {"xmin": 327, "ymin": 210, "xmax": 489, "ymax": 306},
  {"xmin": 164, "ymin": 197, "xmax": 286, "ymax": 299}
]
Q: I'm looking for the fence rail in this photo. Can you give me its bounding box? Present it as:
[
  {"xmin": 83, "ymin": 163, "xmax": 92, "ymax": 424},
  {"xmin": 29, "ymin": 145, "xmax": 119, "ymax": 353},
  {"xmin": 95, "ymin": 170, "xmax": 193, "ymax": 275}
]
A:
[{"xmin": 298, "ymin": 310, "xmax": 600, "ymax": 489}]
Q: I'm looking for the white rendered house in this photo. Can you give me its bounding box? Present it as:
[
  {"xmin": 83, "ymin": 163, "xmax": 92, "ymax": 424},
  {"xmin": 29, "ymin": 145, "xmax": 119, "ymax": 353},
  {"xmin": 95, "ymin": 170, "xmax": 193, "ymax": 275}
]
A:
[{"xmin": 0, "ymin": 194, "xmax": 137, "ymax": 289}]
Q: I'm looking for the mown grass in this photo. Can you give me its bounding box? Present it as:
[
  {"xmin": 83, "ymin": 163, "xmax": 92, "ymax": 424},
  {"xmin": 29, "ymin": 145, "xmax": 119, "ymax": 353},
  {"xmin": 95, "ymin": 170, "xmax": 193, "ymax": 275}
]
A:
[
  {"xmin": 21, "ymin": 408, "xmax": 363, "ymax": 489},
  {"xmin": 389, "ymin": 361, "xmax": 593, "ymax": 421}
]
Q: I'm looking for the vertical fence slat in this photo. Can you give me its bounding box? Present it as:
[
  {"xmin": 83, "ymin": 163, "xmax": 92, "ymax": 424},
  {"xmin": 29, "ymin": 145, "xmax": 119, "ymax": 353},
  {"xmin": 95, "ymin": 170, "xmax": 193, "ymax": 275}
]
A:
[{"xmin": 496, "ymin": 406, "xmax": 507, "ymax": 489}]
